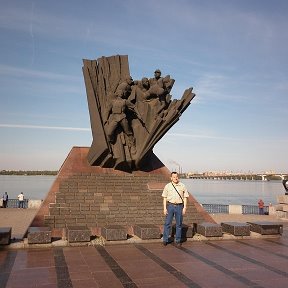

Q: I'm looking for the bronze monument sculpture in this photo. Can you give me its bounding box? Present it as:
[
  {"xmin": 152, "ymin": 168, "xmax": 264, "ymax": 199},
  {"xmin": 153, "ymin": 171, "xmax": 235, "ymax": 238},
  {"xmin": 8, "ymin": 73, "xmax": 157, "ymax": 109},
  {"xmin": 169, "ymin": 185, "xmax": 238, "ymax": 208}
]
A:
[
  {"xmin": 31, "ymin": 54, "xmax": 213, "ymax": 241},
  {"xmin": 82, "ymin": 55, "xmax": 195, "ymax": 171}
]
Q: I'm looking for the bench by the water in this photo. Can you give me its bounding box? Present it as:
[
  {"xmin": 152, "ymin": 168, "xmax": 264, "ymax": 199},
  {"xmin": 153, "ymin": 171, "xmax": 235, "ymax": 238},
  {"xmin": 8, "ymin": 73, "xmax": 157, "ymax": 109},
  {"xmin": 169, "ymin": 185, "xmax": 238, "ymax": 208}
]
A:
[
  {"xmin": 133, "ymin": 224, "xmax": 161, "ymax": 240},
  {"xmin": 221, "ymin": 222, "xmax": 250, "ymax": 236},
  {"xmin": 66, "ymin": 226, "xmax": 91, "ymax": 243},
  {"xmin": 0, "ymin": 227, "xmax": 12, "ymax": 245},
  {"xmin": 28, "ymin": 227, "xmax": 52, "ymax": 244},
  {"xmin": 101, "ymin": 225, "xmax": 127, "ymax": 241},
  {"xmin": 247, "ymin": 221, "xmax": 283, "ymax": 235},
  {"xmin": 196, "ymin": 221, "xmax": 283, "ymax": 238},
  {"xmin": 196, "ymin": 222, "xmax": 223, "ymax": 237}
]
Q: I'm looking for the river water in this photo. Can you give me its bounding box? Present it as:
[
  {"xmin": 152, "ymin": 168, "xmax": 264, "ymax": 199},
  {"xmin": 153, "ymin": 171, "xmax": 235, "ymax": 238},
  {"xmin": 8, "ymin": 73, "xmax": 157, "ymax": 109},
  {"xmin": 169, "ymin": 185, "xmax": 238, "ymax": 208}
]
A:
[
  {"xmin": 0, "ymin": 175, "xmax": 56, "ymax": 201},
  {"xmin": 182, "ymin": 178, "xmax": 284, "ymax": 205},
  {"xmin": 0, "ymin": 175, "xmax": 285, "ymax": 205}
]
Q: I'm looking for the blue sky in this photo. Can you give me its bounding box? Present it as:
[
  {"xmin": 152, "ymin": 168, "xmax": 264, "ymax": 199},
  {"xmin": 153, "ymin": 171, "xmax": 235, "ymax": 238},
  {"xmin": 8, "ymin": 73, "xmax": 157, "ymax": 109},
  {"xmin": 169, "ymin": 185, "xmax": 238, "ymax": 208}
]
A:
[{"xmin": 0, "ymin": 0, "xmax": 287, "ymax": 173}]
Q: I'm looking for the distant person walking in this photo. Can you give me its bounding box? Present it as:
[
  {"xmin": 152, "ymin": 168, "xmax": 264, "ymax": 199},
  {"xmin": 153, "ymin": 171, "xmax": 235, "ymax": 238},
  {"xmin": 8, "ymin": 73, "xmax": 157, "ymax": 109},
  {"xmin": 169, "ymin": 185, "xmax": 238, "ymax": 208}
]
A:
[
  {"xmin": 258, "ymin": 199, "xmax": 264, "ymax": 215},
  {"xmin": 2, "ymin": 192, "xmax": 8, "ymax": 208},
  {"xmin": 17, "ymin": 192, "xmax": 25, "ymax": 209}
]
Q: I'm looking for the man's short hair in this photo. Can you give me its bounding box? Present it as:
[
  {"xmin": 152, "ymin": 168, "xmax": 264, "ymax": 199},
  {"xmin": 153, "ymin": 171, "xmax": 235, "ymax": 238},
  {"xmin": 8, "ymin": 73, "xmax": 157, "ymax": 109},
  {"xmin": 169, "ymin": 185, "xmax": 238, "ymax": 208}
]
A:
[{"xmin": 171, "ymin": 171, "xmax": 178, "ymax": 176}]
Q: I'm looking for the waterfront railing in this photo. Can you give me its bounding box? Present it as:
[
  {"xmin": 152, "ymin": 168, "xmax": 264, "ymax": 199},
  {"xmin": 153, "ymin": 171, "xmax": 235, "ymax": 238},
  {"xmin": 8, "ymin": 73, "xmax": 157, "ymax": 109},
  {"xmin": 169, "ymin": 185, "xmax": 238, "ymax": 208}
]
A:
[
  {"xmin": 202, "ymin": 204, "xmax": 269, "ymax": 215},
  {"xmin": 1, "ymin": 199, "xmax": 269, "ymax": 215},
  {"xmin": 242, "ymin": 204, "xmax": 269, "ymax": 215},
  {"xmin": 1, "ymin": 199, "xmax": 29, "ymax": 208},
  {"xmin": 201, "ymin": 204, "xmax": 229, "ymax": 214},
  {"xmin": 0, "ymin": 199, "xmax": 42, "ymax": 209}
]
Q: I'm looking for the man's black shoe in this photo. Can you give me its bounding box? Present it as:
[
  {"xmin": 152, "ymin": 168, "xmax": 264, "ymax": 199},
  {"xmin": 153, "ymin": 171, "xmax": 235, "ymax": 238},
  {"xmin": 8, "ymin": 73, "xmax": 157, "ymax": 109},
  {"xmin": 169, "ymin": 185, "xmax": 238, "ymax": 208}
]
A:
[
  {"xmin": 162, "ymin": 242, "xmax": 167, "ymax": 246},
  {"xmin": 174, "ymin": 242, "xmax": 182, "ymax": 247}
]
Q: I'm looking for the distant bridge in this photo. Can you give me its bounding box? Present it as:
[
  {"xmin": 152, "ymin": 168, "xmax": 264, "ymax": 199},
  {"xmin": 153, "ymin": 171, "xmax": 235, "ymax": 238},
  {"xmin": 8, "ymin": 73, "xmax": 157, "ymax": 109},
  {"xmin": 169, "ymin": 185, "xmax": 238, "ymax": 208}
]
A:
[
  {"xmin": 257, "ymin": 174, "xmax": 287, "ymax": 181},
  {"xmin": 186, "ymin": 173, "xmax": 288, "ymax": 181}
]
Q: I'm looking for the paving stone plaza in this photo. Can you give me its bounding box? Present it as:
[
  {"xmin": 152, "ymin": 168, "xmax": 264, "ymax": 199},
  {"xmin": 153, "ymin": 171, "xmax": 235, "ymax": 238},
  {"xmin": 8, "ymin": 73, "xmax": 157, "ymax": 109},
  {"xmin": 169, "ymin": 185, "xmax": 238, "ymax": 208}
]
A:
[{"xmin": 1, "ymin": 208, "xmax": 287, "ymax": 288}]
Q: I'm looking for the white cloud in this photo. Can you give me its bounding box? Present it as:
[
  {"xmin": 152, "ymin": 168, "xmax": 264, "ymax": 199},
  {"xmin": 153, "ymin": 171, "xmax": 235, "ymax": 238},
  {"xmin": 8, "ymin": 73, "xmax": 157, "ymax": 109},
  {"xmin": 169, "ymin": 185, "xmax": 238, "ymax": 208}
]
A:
[
  {"xmin": 0, "ymin": 124, "xmax": 90, "ymax": 131},
  {"xmin": 0, "ymin": 64, "xmax": 79, "ymax": 82}
]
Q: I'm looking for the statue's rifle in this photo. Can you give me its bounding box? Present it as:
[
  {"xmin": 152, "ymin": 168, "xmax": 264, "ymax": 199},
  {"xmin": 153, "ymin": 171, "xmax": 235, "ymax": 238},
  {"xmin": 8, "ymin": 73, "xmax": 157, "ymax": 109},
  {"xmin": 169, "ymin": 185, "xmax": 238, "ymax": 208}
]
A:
[{"xmin": 133, "ymin": 107, "xmax": 150, "ymax": 134}]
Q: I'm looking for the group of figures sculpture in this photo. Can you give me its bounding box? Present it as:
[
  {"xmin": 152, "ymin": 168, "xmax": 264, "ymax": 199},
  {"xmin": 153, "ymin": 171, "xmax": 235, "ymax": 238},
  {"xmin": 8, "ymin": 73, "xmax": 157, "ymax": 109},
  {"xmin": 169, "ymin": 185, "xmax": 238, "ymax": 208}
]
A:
[
  {"xmin": 82, "ymin": 55, "xmax": 195, "ymax": 172},
  {"xmin": 104, "ymin": 69, "xmax": 175, "ymax": 155}
]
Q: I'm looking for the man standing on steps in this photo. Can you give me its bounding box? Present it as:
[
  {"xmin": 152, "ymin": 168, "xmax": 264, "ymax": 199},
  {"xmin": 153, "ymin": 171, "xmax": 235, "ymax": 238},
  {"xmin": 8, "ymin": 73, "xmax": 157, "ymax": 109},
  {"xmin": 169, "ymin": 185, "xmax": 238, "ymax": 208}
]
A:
[{"xmin": 162, "ymin": 171, "xmax": 189, "ymax": 247}]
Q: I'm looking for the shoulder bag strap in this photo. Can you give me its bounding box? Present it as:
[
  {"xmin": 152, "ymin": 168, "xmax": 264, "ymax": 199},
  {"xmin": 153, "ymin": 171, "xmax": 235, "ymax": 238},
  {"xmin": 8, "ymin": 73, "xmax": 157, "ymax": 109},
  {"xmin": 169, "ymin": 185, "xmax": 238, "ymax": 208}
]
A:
[{"xmin": 171, "ymin": 183, "xmax": 184, "ymax": 204}]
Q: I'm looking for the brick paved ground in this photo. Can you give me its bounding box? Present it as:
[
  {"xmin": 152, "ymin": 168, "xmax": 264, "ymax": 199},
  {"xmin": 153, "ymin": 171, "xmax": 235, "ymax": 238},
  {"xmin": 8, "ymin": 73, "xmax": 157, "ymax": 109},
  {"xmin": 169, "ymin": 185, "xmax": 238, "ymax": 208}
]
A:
[{"xmin": 1, "ymin": 208, "xmax": 288, "ymax": 288}]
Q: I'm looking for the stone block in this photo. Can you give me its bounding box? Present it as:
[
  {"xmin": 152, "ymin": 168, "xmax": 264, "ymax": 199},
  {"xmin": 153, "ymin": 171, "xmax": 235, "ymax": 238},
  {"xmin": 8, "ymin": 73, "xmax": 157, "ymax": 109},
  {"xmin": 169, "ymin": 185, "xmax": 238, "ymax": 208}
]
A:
[
  {"xmin": 277, "ymin": 195, "xmax": 288, "ymax": 204},
  {"xmin": 0, "ymin": 227, "xmax": 12, "ymax": 245},
  {"xmin": 28, "ymin": 227, "xmax": 52, "ymax": 244},
  {"xmin": 282, "ymin": 204, "xmax": 288, "ymax": 212},
  {"xmin": 268, "ymin": 206, "xmax": 276, "ymax": 215},
  {"xmin": 276, "ymin": 211, "xmax": 288, "ymax": 219},
  {"xmin": 27, "ymin": 200, "xmax": 42, "ymax": 209},
  {"xmin": 221, "ymin": 222, "xmax": 250, "ymax": 236},
  {"xmin": 172, "ymin": 223, "xmax": 194, "ymax": 238},
  {"xmin": 101, "ymin": 225, "xmax": 127, "ymax": 241},
  {"xmin": 274, "ymin": 204, "xmax": 283, "ymax": 211},
  {"xmin": 67, "ymin": 226, "xmax": 91, "ymax": 242},
  {"xmin": 247, "ymin": 221, "xmax": 283, "ymax": 235},
  {"xmin": 197, "ymin": 222, "xmax": 222, "ymax": 237},
  {"xmin": 133, "ymin": 224, "xmax": 160, "ymax": 239},
  {"xmin": 228, "ymin": 205, "xmax": 242, "ymax": 214}
]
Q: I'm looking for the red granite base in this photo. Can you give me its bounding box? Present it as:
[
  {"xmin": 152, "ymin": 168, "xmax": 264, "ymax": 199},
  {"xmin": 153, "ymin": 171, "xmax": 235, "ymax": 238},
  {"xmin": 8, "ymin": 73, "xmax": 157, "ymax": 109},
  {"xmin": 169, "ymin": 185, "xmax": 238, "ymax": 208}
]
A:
[
  {"xmin": 27, "ymin": 227, "xmax": 52, "ymax": 244},
  {"xmin": 30, "ymin": 146, "xmax": 214, "ymax": 239}
]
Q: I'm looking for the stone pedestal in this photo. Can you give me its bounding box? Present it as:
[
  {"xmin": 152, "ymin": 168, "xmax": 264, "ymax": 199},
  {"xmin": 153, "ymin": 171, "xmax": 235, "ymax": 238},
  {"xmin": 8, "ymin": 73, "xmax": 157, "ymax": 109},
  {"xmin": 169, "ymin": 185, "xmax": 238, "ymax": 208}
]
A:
[
  {"xmin": 276, "ymin": 211, "xmax": 288, "ymax": 218},
  {"xmin": 133, "ymin": 224, "xmax": 160, "ymax": 239},
  {"xmin": 101, "ymin": 225, "xmax": 127, "ymax": 241},
  {"xmin": 30, "ymin": 147, "xmax": 215, "ymax": 239},
  {"xmin": 275, "ymin": 195, "xmax": 288, "ymax": 220},
  {"xmin": 28, "ymin": 227, "xmax": 51, "ymax": 244},
  {"xmin": 67, "ymin": 226, "xmax": 91, "ymax": 242},
  {"xmin": 277, "ymin": 195, "xmax": 288, "ymax": 204},
  {"xmin": 282, "ymin": 204, "xmax": 288, "ymax": 212},
  {"xmin": 0, "ymin": 227, "xmax": 12, "ymax": 245},
  {"xmin": 221, "ymin": 222, "xmax": 250, "ymax": 236},
  {"xmin": 197, "ymin": 222, "xmax": 222, "ymax": 237},
  {"xmin": 247, "ymin": 221, "xmax": 283, "ymax": 235}
]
